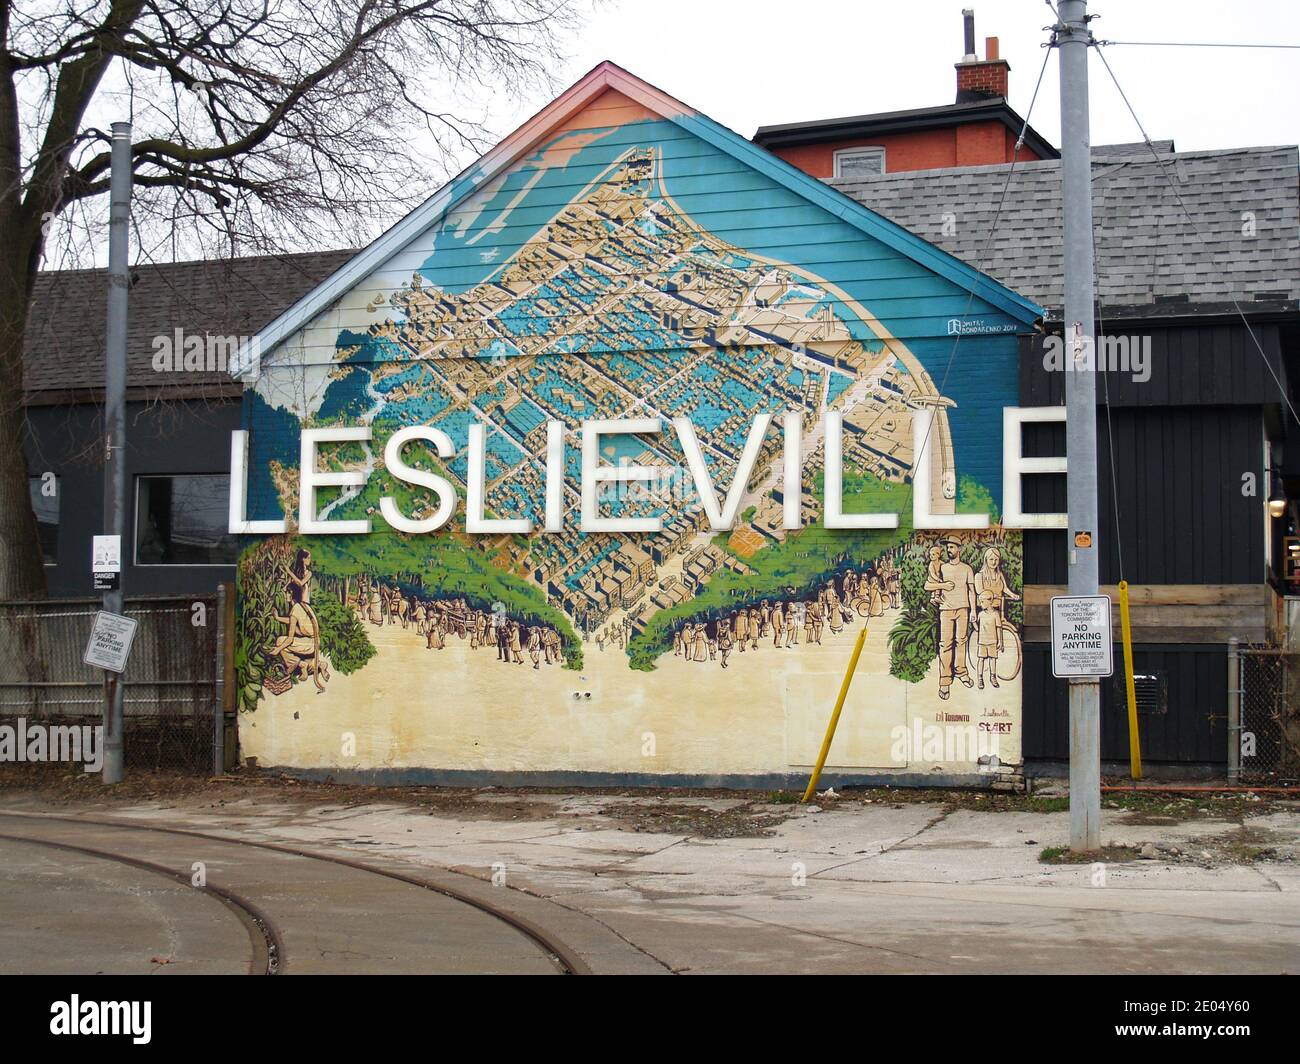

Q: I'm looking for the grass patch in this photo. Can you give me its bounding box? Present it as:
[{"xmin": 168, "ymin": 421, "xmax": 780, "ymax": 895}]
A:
[
  {"xmin": 1039, "ymin": 844, "xmax": 1140, "ymax": 864},
  {"xmin": 1226, "ymin": 843, "xmax": 1280, "ymax": 862},
  {"xmin": 1102, "ymin": 791, "xmax": 1272, "ymax": 822}
]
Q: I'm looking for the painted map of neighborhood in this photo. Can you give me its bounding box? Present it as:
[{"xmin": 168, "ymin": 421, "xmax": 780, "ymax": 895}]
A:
[
  {"xmin": 236, "ymin": 85, "xmax": 1026, "ymax": 785},
  {"xmin": 239, "ymin": 130, "xmax": 1021, "ymax": 726},
  {"xmin": 268, "ymin": 145, "xmax": 967, "ymax": 628}
]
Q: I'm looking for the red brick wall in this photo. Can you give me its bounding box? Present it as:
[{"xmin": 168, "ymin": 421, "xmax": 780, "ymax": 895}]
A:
[
  {"xmin": 769, "ymin": 120, "xmax": 1043, "ymax": 178},
  {"xmin": 956, "ymin": 59, "xmax": 1010, "ymax": 99},
  {"xmin": 955, "ymin": 122, "xmax": 1005, "ymax": 166}
]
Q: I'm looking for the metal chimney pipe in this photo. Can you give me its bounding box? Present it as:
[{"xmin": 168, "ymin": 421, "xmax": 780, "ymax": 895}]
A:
[{"xmin": 962, "ymin": 9, "xmax": 977, "ymax": 60}]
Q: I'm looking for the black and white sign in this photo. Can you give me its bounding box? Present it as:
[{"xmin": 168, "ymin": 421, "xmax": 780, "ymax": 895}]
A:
[
  {"xmin": 1049, "ymin": 595, "xmax": 1113, "ymax": 678},
  {"xmin": 92, "ymin": 534, "xmax": 121, "ymax": 592},
  {"xmin": 83, "ymin": 611, "xmax": 138, "ymax": 674}
]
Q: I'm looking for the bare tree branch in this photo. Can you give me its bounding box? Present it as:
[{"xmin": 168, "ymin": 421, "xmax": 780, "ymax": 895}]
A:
[{"xmin": 0, "ymin": 0, "xmax": 581, "ymax": 597}]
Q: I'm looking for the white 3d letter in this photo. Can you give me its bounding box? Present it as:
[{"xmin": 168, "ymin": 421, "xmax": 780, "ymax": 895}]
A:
[
  {"xmin": 824, "ymin": 410, "xmax": 898, "ymax": 529},
  {"xmin": 228, "ymin": 430, "xmax": 288, "ymax": 534},
  {"xmin": 379, "ymin": 426, "xmax": 457, "ymax": 533},
  {"xmin": 782, "ymin": 411, "xmax": 802, "ymax": 530},
  {"xmin": 912, "ymin": 406, "xmax": 988, "ymax": 530},
  {"xmin": 673, "ymin": 413, "xmax": 770, "ymax": 530},
  {"xmin": 1002, "ymin": 406, "xmax": 1068, "ymax": 528},
  {"xmin": 581, "ymin": 418, "xmax": 663, "ymax": 533},
  {"xmin": 467, "ymin": 423, "xmax": 533, "ymax": 534},
  {"xmin": 544, "ymin": 421, "xmax": 565, "ymax": 533},
  {"xmin": 299, "ymin": 426, "xmax": 372, "ymax": 534}
]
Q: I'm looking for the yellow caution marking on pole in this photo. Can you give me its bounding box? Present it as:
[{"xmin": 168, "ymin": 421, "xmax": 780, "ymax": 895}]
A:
[
  {"xmin": 1118, "ymin": 579, "xmax": 1142, "ymax": 779},
  {"xmin": 801, "ymin": 622, "xmax": 869, "ymax": 803}
]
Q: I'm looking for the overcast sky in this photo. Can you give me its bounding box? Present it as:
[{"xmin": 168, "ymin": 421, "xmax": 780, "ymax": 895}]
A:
[
  {"xmin": 60, "ymin": 0, "xmax": 1300, "ymax": 267},
  {"xmin": 480, "ymin": 0, "xmax": 1300, "ymax": 157}
]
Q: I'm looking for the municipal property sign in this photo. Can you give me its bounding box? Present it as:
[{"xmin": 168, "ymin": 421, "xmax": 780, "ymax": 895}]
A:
[
  {"xmin": 1049, "ymin": 595, "xmax": 1114, "ymax": 678},
  {"xmin": 83, "ymin": 611, "xmax": 138, "ymax": 674}
]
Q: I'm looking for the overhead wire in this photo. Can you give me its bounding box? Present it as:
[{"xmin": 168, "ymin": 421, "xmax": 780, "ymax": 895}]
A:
[
  {"xmin": 906, "ymin": 44, "xmax": 1055, "ymax": 520},
  {"xmin": 1097, "ymin": 40, "xmax": 1300, "ymax": 50},
  {"xmin": 1092, "ymin": 225, "xmax": 1126, "ymax": 583},
  {"xmin": 1091, "ymin": 44, "xmax": 1300, "ymax": 433}
]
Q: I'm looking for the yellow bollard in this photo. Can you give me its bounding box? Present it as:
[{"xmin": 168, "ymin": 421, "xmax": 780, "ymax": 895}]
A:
[
  {"xmin": 1118, "ymin": 580, "xmax": 1142, "ymax": 779},
  {"xmin": 801, "ymin": 622, "xmax": 868, "ymax": 803}
]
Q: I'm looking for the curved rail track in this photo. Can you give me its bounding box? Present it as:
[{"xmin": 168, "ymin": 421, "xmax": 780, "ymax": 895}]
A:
[{"xmin": 0, "ymin": 810, "xmax": 583, "ymax": 975}]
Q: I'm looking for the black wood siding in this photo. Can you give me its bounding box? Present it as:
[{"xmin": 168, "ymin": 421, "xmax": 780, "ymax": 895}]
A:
[
  {"xmin": 1021, "ymin": 405, "xmax": 1266, "ymax": 585},
  {"xmin": 1019, "ymin": 322, "xmax": 1287, "ymax": 408},
  {"xmin": 1016, "ymin": 319, "xmax": 1278, "ymax": 766},
  {"xmin": 1024, "ymin": 643, "xmax": 1227, "ymax": 765},
  {"xmin": 23, "ymin": 398, "xmax": 241, "ymax": 597}
]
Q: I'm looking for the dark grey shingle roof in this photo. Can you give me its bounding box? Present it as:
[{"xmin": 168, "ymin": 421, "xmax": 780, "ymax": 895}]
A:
[
  {"xmin": 25, "ymin": 248, "xmax": 356, "ymax": 397},
  {"xmin": 833, "ymin": 145, "xmax": 1300, "ymax": 314},
  {"xmin": 1094, "ymin": 140, "xmax": 1175, "ymax": 156}
]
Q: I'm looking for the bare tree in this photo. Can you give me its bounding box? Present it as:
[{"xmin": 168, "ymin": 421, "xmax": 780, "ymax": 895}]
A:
[{"xmin": 0, "ymin": 0, "xmax": 578, "ymax": 596}]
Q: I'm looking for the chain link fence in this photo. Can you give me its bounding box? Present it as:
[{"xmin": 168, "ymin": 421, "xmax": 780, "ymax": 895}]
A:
[
  {"xmin": 0, "ymin": 595, "xmax": 223, "ymax": 773},
  {"xmin": 1239, "ymin": 646, "xmax": 1300, "ymax": 783}
]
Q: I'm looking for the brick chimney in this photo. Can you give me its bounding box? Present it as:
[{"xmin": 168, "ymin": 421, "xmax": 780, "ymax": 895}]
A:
[{"xmin": 956, "ymin": 10, "xmax": 1010, "ymax": 101}]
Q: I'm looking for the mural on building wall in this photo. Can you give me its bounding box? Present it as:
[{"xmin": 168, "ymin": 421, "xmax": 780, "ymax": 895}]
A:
[{"xmin": 234, "ymin": 89, "xmax": 1028, "ymax": 777}]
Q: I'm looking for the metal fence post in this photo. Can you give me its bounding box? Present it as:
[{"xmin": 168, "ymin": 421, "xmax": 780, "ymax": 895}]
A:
[
  {"xmin": 213, "ymin": 584, "xmax": 226, "ymax": 776},
  {"xmin": 1227, "ymin": 636, "xmax": 1241, "ymax": 784}
]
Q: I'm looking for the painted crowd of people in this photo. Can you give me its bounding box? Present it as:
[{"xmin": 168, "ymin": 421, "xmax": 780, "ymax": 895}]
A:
[
  {"xmin": 350, "ymin": 576, "xmax": 564, "ymax": 669},
  {"xmin": 283, "ymin": 541, "xmax": 1018, "ymax": 689},
  {"xmin": 669, "ymin": 557, "xmax": 902, "ymax": 670},
  {"xmin": 660, "ymin": 541, "xmax": 1020, "ymax": 688}
]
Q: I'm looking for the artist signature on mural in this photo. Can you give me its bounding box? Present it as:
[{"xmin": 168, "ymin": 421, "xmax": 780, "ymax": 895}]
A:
[{"xmin": 947, "ymin": 317, "xmax": 1020, "ymax": 336}]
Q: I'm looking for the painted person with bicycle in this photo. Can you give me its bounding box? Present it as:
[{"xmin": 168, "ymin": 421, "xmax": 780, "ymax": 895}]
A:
[{"xmin": 926, "ymin": 537, "xmax": 977, "ymax": 701}]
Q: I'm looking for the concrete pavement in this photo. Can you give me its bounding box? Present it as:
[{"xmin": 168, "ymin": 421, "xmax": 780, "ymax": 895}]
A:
[{"xmin": 1, "ymin": 785, "xmax": 1297, "ymax": 974}]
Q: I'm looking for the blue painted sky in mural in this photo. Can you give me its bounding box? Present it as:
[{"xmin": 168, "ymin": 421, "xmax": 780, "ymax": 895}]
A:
[{"xmin": 406, "ymin": 116, "xmax": 1021, "ymax": 503}]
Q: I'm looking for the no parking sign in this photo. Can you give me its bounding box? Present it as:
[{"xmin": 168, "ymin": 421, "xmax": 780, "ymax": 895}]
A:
[{"xmin": 1049, "ymin": 595, "xmax": 1113, "ymax": 679}]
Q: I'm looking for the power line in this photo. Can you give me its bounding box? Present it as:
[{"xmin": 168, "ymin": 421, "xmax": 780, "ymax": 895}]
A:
[
  {"xmin": 1092, "ymin": 233, "xmax": 1125, "ymax": 583},
  {"xmin": 911, "ymin": 45, "xmax": 1055, "ymax": 515},
  {"xmin": 1092, "ymin": 44, "xmax": 1300, "ymax": 432},
  {"xmin": 1098, "ymin": 40, "xmax": 1300, "ymax": 50}
]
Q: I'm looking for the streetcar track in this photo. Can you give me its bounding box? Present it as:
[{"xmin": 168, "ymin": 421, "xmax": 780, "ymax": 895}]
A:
[
  {"xmin": 0, "ymin": 810, "xmax": 583, "ymax": 975},
  {"xmin": 0, "ymin": 831, "xmax": 280, "ymax": 975}
]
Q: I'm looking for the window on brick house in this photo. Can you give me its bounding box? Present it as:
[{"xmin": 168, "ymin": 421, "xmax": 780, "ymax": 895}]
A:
[{"xmin": 833, "ymin": 147, "xmax": 886, "ymax": 178}]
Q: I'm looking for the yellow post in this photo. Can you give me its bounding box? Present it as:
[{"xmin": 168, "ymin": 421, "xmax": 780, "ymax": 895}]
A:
[
  {"xmin": 801, "ymin": 622, "xmax": 868, "ymax": 803},
  {"xmin": 1118, "ymin": 579, "xmax": 1142, "ymax": 779}
]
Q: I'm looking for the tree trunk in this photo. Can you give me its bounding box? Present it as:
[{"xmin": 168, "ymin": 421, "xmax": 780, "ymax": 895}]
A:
[{"xmin": 0, "ymin": 270, "xmax": 48, "ymax": 600}]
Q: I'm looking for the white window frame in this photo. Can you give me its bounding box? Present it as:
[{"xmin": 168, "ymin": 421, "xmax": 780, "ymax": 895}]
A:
[
  {"xmin": 1264, "ymin": 432, "xmax": 1273, "ymax": 570},
  {"xmin": 832, "ymin": 146, "xmax": 886, "ymax": 179}
]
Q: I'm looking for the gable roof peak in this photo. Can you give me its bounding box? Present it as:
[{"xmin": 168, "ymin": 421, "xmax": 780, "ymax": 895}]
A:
[{"xmin": 241, "ymin": 63, "xmax": 1040, "ymax": 373}]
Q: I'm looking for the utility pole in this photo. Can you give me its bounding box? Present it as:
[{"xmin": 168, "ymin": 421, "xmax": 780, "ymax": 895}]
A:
[
  {"xmin": 101, "ymin": 121, "xmax": 132, "ymax": 785},
  {"xmin": 1057, "ymin": 1, "xmax": 1101, "ymax": 849}
]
